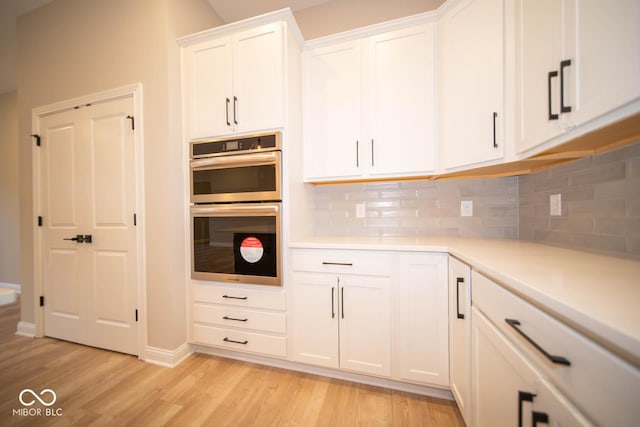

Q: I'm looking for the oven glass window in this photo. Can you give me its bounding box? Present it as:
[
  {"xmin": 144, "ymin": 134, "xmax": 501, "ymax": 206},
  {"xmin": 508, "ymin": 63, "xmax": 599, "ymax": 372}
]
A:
[
  {"xmin": 193, "ymin": 215, "xmax": 277, "ymax": 277},
  {"xmin": 193, "ymin": 164, "xmax": 276, "ymax": 196}
]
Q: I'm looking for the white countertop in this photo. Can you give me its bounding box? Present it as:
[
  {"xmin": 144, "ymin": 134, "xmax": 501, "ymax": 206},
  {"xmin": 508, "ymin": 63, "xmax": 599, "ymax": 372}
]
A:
[{"xmin": 289, "ymin": 237, "xmax": 640, "ymax": 367}]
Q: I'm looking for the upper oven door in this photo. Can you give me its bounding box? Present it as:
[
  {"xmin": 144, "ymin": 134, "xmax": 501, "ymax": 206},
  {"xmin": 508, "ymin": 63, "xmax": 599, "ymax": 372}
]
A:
[{"xmin": 190, "ymin": 150, "xmax": 281, "ymax": 203}]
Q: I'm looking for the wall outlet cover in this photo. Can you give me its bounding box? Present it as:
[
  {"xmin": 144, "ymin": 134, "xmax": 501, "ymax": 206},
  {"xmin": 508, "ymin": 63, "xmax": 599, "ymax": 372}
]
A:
[
  {"xmin": 550, "ymin": 193, "xmax": 562, "ymax": 216},
  {"xmin": 461, "ymin": 200, "xmax": 473, "ymax": 217}
]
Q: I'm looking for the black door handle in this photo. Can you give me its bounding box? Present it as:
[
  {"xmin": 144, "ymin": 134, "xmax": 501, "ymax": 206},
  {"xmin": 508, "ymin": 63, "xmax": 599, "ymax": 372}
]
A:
[
  {"xmin": 518, "ymin": 391, "xmax": 536, "ymax": 427},
  {"xmin": 225, "ymin": 97, "xmax": 230, "ymax": 126},
  {"xmin": 456, "ymin": 277, "xmax": 465, "ymax": 319},
  {"xmin": 83, "ymin": 235, "xmax": 92, "ymax": 244},
  {"xmin": 548, "ymin": 70, "xmax": 559, "ymax": 120},
  {"xmin": 533, "ymin": 411, "xmax": 549, "ymax": 426},
  {"xmin": 492, "ymin": 112, "xmax": 498, "ymax": 148},
  {"xmin": 560, "ymin": 59, "xmax": 572, "ymax": 113},
  {"xmin": 63, "ymin": 234, "xmax": 84, "ymax": 243}
]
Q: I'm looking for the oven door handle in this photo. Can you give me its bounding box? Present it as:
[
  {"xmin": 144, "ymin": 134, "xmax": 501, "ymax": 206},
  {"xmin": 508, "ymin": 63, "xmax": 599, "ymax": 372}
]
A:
[
  {"xmin": 191, "ymin": 204, "xmax": 279, "ymax": 216},
  {"xmin": 190, "ymin": 152, "xmax": 279, "ymax": 169}
]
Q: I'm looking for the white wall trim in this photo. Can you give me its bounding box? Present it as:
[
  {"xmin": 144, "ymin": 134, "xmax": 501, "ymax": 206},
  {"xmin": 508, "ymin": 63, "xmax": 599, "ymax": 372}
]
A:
[
  {"xmin": 191, "ymin": 345, "xmax": 453, "ymax": 400},
  {"xmin": 0, "ymin": 282, "xmax": 21, "ymax": 293},
  {"xmin": 144, "ymin": 343, "xmax": 193, "ymax": 368},
  {"xmin": 16, "ymin": 322, "xmax": 36, "ymax": 337}
]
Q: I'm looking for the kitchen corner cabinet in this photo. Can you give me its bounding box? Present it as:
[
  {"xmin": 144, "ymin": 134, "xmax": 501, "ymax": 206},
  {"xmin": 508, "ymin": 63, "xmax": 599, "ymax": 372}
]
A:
[
  {"xmin": 303, "ymin": 20, "xmax": 437, "ymax": 182},
  {"xmin": 395, "ymin": 253, "xmax": 449, "ymax": 387},
  {"xmin": 448, "ymin": 257, "xmax": 471, "ymax": 425},
  {"xmin": 516, "ymin": 0, "xmax": 640, "ymax": 154},
  {"xmin": 438, "ymin": 0, "xmax": 506, "ymax": 170},
  {"xmin": 183, "ymin": 22, "xmax": 284, "ymax": 139},
  {"xmin": 290, "ymin": 249, "xmax": 391, "ymax": 377}
]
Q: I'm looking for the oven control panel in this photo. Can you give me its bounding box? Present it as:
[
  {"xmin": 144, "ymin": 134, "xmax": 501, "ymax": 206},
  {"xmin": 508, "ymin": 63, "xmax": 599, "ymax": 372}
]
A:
[{"xmin": 191, "ymin": 132, "xmax": 280, "ymax": 158}]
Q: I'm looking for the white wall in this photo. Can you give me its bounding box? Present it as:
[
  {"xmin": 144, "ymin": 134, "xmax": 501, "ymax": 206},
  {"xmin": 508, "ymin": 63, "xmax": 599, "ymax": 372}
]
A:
[
  {"xmin": 0, "ymin": 91, "xmax": 20, "ymax": 286},
  {"xmin": 16, "ymin": 0, "xmax": 221, "ymax": 351}
]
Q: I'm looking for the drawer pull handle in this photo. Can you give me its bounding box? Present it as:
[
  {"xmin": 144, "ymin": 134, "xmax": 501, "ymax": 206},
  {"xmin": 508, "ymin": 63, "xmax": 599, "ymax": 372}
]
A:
[
  {"xmin": 223, "ymin": 337, "xmax": 248, "ymax": 345},
  {"xmin": 222, "ymin": 295, "xmax": 248, "ymax": 300},
  {"xmin": 322, "ymin": 262, "xmax": 353, "ymax": 267},
  {"xmin": 331, "ymin": 287, "xmax": 335, "ymax": 319},
  {"xmin": 456, "ymin": 277, "xmax": 465, "ymax": 319},
  {"xmin": 223, "ymin": 316, "xmax": 248, "ymax": 322},
  {"xmin": 518, "ymin": 391, "xmax": 536, "ymax": 427},
  {"xmin": 506, "ymin": 319, "xmax": 571, "ymax": 366}
]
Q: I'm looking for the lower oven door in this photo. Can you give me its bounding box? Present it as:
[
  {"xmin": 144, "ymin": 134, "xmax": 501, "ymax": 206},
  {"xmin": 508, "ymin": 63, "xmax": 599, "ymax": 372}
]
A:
[{"xmin": 191, "ymin": 203, "xmax": 281, "ymax": 286}]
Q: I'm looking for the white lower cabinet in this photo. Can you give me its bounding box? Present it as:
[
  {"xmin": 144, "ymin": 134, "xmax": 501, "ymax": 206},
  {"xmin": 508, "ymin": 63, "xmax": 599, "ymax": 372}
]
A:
[
  {"xmin": 448, "ymin": 257, "xmax": 472, "ymax": 425},
  {"xmin": 472, "ymin": 306, "xmax": 591, "ymax": 426},
  {"xmin": 395, "ymin": 253, "xmax": 449, "ymax": 387},
  {"xmin": 291, "ymin": 250, "xmax": 391, "ymax": 377}
]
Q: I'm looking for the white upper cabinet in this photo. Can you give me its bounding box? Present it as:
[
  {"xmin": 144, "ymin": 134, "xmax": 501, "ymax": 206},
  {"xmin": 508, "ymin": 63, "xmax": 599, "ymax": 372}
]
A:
[
  {"xmin": 183, "ymin": 21, "xmax": 284, "ymax": 139},
  {"xmin": 368, "ymin": 25, "xmax": 437, "ymax": 177},
  {"xmin": 516, "ymin": 0, "xmax": 640, "ymax": 154},
  {"xmin": 439, "ymin": 0, "xmax": 506, "ymax": 170},
  {"xmin": 303, "ymin": 40, "xmax": 362, "ymax": 179},
  {"xmin": 303, "ymin": 18, "xmax": 437, "ymax": 182}
]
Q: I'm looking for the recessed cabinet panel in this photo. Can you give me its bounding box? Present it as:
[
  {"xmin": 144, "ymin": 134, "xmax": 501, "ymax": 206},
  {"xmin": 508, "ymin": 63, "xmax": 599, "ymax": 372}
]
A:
[
  {"xmin": 439, "ymin": 0, "xmax": 505, "ymax": 170},
  {"xmin": 396, "ymin": 253, "xmax": 449, "ymax": 386},
  {"xmin": 369, "ymin": 24, "xmax": 436, "ymax": 177},
  {"xmin": 303, "ymin": 41, "xmax": 362, "ymax": 179}
]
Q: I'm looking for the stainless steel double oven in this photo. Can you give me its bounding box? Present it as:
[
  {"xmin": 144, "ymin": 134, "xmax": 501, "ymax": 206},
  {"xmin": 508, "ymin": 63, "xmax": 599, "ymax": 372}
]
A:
[{"xmin": 190, "ymin": 132, "xmax": 282, "ymax": 286}]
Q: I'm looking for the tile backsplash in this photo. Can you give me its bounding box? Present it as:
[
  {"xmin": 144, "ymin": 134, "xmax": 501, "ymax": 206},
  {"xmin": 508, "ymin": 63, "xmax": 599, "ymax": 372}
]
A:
[
  {"xmin": 519, "ymin": 142, "xmax": 640, "ymax": 259},
  {"xmin": 312, "ymin": 141, "xmax": 640, "ymax": 259},
  {"xmin": 313, "ymin": 177, "xmax": 519, "ymax": 239}
]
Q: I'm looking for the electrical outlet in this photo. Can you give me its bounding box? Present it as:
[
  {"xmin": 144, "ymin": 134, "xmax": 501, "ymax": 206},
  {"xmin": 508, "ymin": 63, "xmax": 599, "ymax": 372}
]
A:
[
  {"xmin": 550, "ymin": 193, "xmax": 562, "ymax": 216},
  {"xmin": 461, "ymin": 200, "xmax": 473, "ymax": 217},
  {"xmin": 356, "ymin": 203, "xmax": 366, "ymax": 218}
]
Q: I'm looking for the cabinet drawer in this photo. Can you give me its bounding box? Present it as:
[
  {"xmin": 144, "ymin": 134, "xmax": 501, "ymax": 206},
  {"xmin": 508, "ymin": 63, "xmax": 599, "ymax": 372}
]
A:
[
  {"xmin": 472, "ymin": 272, "xmax": 640, "ymax": 427},
  {"xmin": 193, "ymin": 324, "xmax": 286, "ymax": 358},
  {"xmin": 192, "ymin": 284, "xmax": 286, "ymax": 310},
  {"xmin": 291, "ymin": 249, "xmax": 392, "ymax": 276},
  {"xmin": 193, "ymin": 303, "xmax": 286, "ymax": 334}
]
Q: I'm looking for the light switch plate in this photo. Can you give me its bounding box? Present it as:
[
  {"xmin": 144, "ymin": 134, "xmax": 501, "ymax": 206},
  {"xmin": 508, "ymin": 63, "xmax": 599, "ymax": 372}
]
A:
[
  {"xmin": 356, "ymin": 203, "xmax": 366, "ymax": 218},
  {"xmin": 461, "ymin": 200, "xmax": 473, "ymax": 217},
  {"xmin": 550, "ymin": 193, "xmax": 562, "ymax": 216}
]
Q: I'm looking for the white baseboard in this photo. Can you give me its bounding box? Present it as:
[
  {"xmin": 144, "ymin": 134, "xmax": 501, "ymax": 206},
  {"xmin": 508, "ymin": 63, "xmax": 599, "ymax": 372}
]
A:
[
  {"xmin": 192, "ymin": 344, "xmax": 453, "ymax": 401},
  {"xmin": 0, "ymin": 282, "xmax": 21, "ymax": 293},
  {"xmin": 15, "ymin": 322, "xmax": 36, "ymax": 337},
  {"xmin": 144, "ymin": 343, "xmax": 193, "ymax": 368}
]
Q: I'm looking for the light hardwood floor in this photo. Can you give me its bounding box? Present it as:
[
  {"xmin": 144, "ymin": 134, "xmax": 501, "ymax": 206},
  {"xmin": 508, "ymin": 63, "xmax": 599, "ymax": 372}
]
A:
[{"xmin": 0, "ymin": 298, "xmax": 464, "ymax": 426}]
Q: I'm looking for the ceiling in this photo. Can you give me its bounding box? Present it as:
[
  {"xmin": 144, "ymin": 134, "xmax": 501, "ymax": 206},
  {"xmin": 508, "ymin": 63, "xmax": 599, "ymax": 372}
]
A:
[{"xmin": 206, "ymin": 0, "xmax": 329, "ymax": 23}]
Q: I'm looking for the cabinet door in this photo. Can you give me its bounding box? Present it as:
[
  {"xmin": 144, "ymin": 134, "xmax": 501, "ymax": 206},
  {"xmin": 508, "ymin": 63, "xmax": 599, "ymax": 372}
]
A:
[
  {"xmin": 448, "ymin": 257, "xmax": 471, "ymax": 425},
  {"xmin": 368, "ymin": 24, "xmax": 436, "ymax": 177},
  {"xmin": 440, "ymin": 0, "xmax": 505, "ymax": 170},
  {"xmin": 303, "ymin": 40, "xmax": 362, "ymax": 180},
  {"xmin": 396, "ymin": 253, "xmax": 449, "ymax": 386},
  {"xmin": 339, "ymin": 275, "xmax": 391, "ymax": 377},
  {"xmin": 290, "ymin": 272, "xmax": 339, "ymax": 368},
  {"xmin": 185, "ymin": 37, "xmax": 233, "ymax": 139},
  {"xmin": 472, "ymin": 308, "xmax": 591, "ymax": 427},
  {"xmin": 569, "ymin": 0, "xmax": 640, "ymax": 126},
  {"xmin": 233, "ymin": 22, "xmax": 284, "ymax": 134},
  {"xmin": 516, "ymin": 0, "xmax": 566, "ymax": 153}
]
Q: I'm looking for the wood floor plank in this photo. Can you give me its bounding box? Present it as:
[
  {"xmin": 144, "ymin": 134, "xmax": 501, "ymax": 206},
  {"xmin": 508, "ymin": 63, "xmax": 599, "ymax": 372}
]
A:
[{"xmin": 0, "ymin": 299, "xmax": 464, "ymax": 426}]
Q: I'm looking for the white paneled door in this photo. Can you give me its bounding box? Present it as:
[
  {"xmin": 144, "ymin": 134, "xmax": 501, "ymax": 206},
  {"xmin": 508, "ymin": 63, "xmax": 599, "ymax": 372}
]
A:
[{"xmin": 39, "ymin": 96, "xmax": 138, "ymax": 355}]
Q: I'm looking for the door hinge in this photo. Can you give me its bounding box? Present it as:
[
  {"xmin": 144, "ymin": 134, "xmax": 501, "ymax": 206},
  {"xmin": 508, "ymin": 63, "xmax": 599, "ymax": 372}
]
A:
[
  {"xmin": 133, "ymin": 213, "xmax": 137, "ymax": 226},
  {"xmin": 31, "ymin": 134, "xmax": 41, "ymax": 147},
  {"xmin": 135, "ymin": 309, "xmax": 138, "ymax": 322},
  {"xmin": 126, "ymin": 115, "xmax": 135, "ymax": 130},
  {"xmin": 39, "ymin": 296, "xmax": 44, "ymax": 307},
  {"xmin": 37, "ymin": 216, "xmax": 43, "ymax": 227}
]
